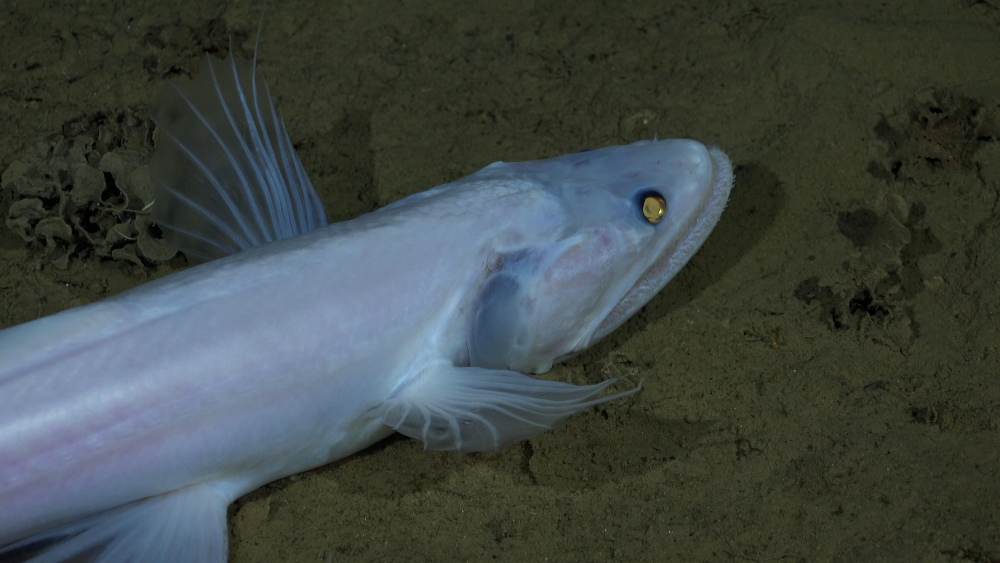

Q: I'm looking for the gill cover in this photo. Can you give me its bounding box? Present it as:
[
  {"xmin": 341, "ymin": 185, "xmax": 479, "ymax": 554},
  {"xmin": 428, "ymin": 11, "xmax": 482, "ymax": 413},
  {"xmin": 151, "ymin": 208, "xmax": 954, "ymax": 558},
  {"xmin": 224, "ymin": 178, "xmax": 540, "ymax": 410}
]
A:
[{"xmin": 468, "ymin": 249, "xmax": 538, "ymax": 371}]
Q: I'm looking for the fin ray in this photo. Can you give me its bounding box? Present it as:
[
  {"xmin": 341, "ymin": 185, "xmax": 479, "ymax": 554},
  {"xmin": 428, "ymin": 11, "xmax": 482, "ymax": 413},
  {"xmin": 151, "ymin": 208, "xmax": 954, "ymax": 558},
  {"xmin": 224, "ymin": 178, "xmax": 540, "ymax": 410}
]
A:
[
  {"xmin": 0, "ymin": 484, "xmax": 229, "ymax": 563},
  {"xmin": 376, "ymin": 364, "xmax": 641, "ymax": 454},
  {"xmin": 149, "ymin": 52, "xmax": 328, "ymax": 263}
]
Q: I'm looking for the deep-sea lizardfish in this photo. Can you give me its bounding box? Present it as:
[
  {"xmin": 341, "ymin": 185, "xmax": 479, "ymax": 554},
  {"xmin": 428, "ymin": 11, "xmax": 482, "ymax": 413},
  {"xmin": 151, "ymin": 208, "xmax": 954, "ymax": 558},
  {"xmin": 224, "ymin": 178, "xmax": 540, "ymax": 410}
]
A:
[{"xmin": 0, "ymin": 49, "xmax": 733, "ymax": 562}]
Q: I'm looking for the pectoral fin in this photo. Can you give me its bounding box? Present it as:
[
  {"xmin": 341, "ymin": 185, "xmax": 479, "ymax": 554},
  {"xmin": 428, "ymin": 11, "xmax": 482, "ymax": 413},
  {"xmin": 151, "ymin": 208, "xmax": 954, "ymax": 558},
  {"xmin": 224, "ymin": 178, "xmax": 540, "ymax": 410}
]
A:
[
  {"xmin": 375, "ymin": 364, "xmax": 640, "ymax": 454},
  {"xmin": 0, "ymin": 484, "xmax": 230, "ymax": 563}
]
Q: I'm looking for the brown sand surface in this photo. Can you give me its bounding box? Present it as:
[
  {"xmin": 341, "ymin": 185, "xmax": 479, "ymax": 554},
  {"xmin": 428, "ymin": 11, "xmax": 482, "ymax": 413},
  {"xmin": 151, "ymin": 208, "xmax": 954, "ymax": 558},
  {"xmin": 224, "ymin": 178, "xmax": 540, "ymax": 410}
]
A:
[{"xmin": 1, "ymin": 1, "xmax": 998, "ymax": 561}]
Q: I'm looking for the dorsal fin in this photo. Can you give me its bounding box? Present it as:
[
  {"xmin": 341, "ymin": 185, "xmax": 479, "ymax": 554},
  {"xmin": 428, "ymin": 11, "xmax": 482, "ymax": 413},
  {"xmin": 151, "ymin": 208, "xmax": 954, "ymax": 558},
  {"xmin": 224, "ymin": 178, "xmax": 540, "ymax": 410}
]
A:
[{"xmin": 148, "ymin": 51, "xmax": 327, "ymax": 263}]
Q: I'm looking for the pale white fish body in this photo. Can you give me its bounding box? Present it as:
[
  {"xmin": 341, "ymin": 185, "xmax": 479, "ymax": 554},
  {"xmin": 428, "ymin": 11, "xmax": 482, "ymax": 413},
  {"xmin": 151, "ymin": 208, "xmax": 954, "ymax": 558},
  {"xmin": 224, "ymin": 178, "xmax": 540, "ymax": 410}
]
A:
[{"xmin": 0, "ymin": 52, "xmax": 733, "ymax": 563}]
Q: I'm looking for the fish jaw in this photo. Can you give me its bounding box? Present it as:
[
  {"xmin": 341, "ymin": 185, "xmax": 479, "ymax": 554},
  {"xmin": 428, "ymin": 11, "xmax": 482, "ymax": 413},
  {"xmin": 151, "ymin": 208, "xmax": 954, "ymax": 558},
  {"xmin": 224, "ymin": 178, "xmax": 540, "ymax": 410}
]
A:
[{"xmin": 589, "ymin": 144, "xmax": 734, "ymax": 345}]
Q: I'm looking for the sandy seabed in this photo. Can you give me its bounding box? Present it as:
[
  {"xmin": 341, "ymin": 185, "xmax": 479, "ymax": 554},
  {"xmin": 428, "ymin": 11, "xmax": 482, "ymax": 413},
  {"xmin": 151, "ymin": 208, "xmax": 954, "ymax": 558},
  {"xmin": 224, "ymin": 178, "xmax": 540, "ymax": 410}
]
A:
[{"xmin": 1, "ymin": 1, "xmax": 998, "ymax": 561}]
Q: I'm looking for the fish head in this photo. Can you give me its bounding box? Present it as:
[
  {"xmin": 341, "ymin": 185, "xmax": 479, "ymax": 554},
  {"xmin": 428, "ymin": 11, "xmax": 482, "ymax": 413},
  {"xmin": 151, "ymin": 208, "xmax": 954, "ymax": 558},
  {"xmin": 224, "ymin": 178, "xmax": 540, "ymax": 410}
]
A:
[{"xmin": 466, "ymin": 139, "xmax": 733, "ymax": 374}]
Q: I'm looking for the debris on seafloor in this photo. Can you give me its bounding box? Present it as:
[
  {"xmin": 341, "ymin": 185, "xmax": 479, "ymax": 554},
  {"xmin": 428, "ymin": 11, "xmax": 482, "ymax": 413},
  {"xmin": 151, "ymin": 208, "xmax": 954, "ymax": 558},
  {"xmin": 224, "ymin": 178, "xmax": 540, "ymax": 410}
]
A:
[{"xmin": 2, "ymin": 109, "xmax": 177, "ymax": 269}]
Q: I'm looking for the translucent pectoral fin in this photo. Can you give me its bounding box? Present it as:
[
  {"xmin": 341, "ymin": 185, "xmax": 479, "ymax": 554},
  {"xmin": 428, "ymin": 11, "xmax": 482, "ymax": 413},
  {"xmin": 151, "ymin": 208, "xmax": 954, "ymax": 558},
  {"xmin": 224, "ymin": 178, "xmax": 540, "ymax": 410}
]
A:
[
  {"xmin": 0, "ymin": 484, "xmax": 230, "ymax": 563},
  {"xmin": 375, "ymin": 364, "xmax": 641, "ymax": 454}
]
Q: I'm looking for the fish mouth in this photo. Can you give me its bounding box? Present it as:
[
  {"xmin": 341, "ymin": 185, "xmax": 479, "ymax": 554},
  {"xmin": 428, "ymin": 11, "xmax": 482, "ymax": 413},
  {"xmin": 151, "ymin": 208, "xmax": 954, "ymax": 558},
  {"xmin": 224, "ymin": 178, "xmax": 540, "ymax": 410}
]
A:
[{"xmin": 587, "ymin": 145, "xmax": 734, "ymax": 346}]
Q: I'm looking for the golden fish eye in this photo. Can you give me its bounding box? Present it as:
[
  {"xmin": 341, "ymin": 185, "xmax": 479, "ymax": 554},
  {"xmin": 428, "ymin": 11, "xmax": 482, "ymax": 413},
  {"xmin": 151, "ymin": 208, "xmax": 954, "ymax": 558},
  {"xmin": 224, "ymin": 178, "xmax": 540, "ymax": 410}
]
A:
[{"xmin": 642, "ymin": 195, "xmax": 666, "ymax": 224}]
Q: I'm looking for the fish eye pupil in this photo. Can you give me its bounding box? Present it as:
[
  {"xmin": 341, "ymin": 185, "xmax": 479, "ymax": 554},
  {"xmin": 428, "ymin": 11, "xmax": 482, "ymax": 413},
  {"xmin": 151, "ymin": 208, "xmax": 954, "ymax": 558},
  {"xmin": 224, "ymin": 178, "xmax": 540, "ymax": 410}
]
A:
[{"xmin": 641, "ymin": 194, "xmax": 666, "ymax": 224}]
